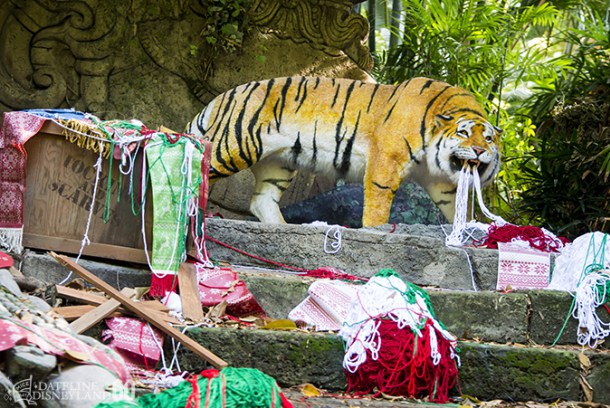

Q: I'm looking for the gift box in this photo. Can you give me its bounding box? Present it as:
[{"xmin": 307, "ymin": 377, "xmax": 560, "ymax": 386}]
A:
[{"xmin": 0, "ymin": 110, "xmax": 151, "ymax": 263}]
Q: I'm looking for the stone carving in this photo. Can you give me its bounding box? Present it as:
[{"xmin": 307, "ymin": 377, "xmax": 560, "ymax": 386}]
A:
[
  {"xmin": 0, "ymin": 0, "xmax": 371, "ymax": 121},
  {"xmin": 0, "ymin": 0, "xmax": 129, "ymax": 113},
  {"xmin": 0, "ymin": 0, "xmax": 373, "ymax": 216},
  {"xmin": 249, "ymin": 0, "xmax": 372, "ymax": 71}
]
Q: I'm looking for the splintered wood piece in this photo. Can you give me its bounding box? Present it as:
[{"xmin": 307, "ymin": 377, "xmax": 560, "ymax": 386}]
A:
[
  {"xmin": 54, "ymin": 305, "xmax": 112, "ymax": 320},
  {"xmin": 56, "ymin": 286, "xmax": 169, "ymax": 312},
  {"xmin": 50, "ymin": 252, "xmax": 228, "ymax": 369},
  {"xmin": 70, "ymin": 288, "xmax": 135, "ymax": 334},
  {"xmin": 56, "ymin": 286, "xmax": 109, "ymax": 306},
  {"xmin": 53, "ymin": 305, "xmax": 182, "ymax": 325},
  {"xmin": 177, "ymin": 263, "xmax": 204, "ymax": 322}
]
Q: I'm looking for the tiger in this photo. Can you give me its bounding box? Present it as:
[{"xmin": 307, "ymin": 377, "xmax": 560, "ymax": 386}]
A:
[{"xmin": 186, "ymin": 76, "xmax": 501, "ymax": 227}]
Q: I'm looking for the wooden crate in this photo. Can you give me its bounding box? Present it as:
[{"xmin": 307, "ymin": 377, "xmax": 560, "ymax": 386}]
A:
[{"xmin": 23, "ymin": 122, "xmax": 152, "ymax": 264}]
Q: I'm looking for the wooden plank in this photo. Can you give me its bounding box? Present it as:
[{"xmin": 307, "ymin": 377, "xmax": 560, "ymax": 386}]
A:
[
  {"xmin": 53, "ymin": 305, "xmax": 102, "ymax": 320},
  {"xmin": 139, "ymin": 300, "xmax": 170, "ymax": 312},
  {"xmin": 53, "ymin": 304, "xmax": 182, "ymax": 325},
  {"xmin": 56, "ymin": 285, "xmax": 108, "ymax": 306},
  {"xmin": 24, "ymin": 234, "xmax": 148, "ymax": 264},
  {"xmin": 56, "ymin": 285, "xmax": 169, "ymax": 311},
  {"xmin": 70, "ymin": 288, "xmax": 135, "ymax": 334},
  {"xmin": 50, "ymin": 252, "xmax": 228, "ymax": 369},
  {"xmin": 57, "ymin": 285, "xmax": 170, "ymax": 312},
  {"xmin": 177, "ymin": 263, "xmax": 204, "ymax": 322}
]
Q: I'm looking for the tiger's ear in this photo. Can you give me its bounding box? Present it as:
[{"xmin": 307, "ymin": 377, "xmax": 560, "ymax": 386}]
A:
[
  {"xmin": 435, "ymin": 114, "xmax": 454, "ymax": 128},
  {"xmin": 494, "ymin": 125, "xmax": 503, "ymax": 135}
]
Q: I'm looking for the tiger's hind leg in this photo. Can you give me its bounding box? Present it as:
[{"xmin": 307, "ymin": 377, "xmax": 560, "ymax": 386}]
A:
[{"xmin": 249, "ymin": 161, "xmax": 297, "ymax": 223}]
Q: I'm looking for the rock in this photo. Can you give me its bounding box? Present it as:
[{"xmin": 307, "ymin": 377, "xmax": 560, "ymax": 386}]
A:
[
  {"xmin": 0, "ymin": 371, "xmax": 25, "ymax": 408},
  {"xmin": 281, "ymin": 182, "xmax": 446, "ymax": 227},
  {"xmin": 38, "ymin": 364, "xmax": 136, "ymax": 408},
  {"xmin": 25, "ymin": 295, "xmax": 51, "ymax": 313},
  {"xmin": 6, "ymin": 345, "xmax": 58, "ymax": 381},
  {"xmin": 0, "ymin": 269, "xmax": 23, "ymax": 298}
]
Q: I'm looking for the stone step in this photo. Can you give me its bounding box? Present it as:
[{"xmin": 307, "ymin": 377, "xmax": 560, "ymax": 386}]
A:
[
  {"xmin": 234, "ymin": 267, "xmax": 609, "ymax": 348},
  {"xmin": 15, "ymin": 220, "xmax": 610, "ymax": 404},
  {"xmin": 203, "ymin": 218, "xmax": 520, "ymax": 291},
  {"xmin": 20, "ymin": 248, "xmax": 606, "ymax": 348},
  {"xmin": 170, "ymin": 325, "xmax": 610, "ymax": 404}
]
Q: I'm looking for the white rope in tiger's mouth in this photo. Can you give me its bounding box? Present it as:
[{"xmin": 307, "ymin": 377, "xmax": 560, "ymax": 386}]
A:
[{"xmin": 445, "ymin": 165, "xmax": 507, "ymax": 247}]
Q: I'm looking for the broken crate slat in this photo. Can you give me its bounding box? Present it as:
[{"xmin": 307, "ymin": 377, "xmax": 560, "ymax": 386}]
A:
[
  {"xmin": 50, "ymin": 252, "xmax": 228, "ymax": 369},
  {"xmin": 70, "ymin": 287, "xmax": 136, "ymax": 334},
  {"xmin": 56, "ymin": 285, "xmax": 170, "ymax": 312},
  {"xmin": 53, "ymin": 305, "xmax": 117, "ymax": 321},
  {"xmin": 177, "ymin": 263, "xmax": 204, "ymax": 322},
  {"xmin": 56, "ymin": 285, "xmax": 111, "ymax": 306}
]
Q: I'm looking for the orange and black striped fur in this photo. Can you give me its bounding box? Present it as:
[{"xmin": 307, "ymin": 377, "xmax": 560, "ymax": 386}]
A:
[{"xmin": 187, "ymin": 76, "xmax": 501, "ymax": 227}]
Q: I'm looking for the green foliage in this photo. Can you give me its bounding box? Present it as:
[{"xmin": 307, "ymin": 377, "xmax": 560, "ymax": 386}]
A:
[
  {"xmin": 517, "ymin": 101, "xmax": 610, "ymax": 237},
  {"xmin": 374, "ymin": 0, "xmax": 560, "ymax": 105},
  {"xmin": 515, "ymin": 6, "xmax": 610, "ymax": 237},
  {"xmin": 197, "ymin": 0, "xmax": 251, "ymax": 54},
  {"xmin": 372, "ymin": 0, "xmax": 610, "ymax": 235}
]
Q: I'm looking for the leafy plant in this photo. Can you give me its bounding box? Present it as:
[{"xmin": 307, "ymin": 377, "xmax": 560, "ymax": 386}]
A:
[
  {"xmin": 198, "ymin": 0, "xmax": 251, "ymax": 54},
  {"xmin": 372, "ymin": 0, "xmax": 564, "ymax": 220},
  {"xmin": 517, "ymin": 100, "xmax": 610, "ymax": 237},
  {"xmin": 190, "ymin": 0, "xmax": 251, "ymax": 80},
  {"xmin": 515, "ymin": 5, "xmax": 610, "ymax": 237}
]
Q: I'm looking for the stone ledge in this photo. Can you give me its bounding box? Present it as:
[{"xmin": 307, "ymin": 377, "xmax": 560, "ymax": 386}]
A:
[
  {"xmin": 172, "ymin": 326, "xmax": 610, "ymax": 404},
  {"xmin": 20, "ymin": 250, "xmax": 151, "ymax": 289},
  {"xmin": 238, "ymin": 269, "xmax": 608, "ymax": 348},
  {"xmin": 18, "ymin": 248, "xmax": 608, "ymax": 348},
  {"xmin": 205, "ymin": 218, "xmax": 500, "ymax": 290}
]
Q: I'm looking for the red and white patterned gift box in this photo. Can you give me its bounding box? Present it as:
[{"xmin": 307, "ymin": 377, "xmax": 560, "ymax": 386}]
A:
[
  {"xmin": 496, "ymin": 242, "xmax": 551, "ymax": 290},
  {"xmin": 102, "ymin": 316, "xmax": 164, "ymax": 370},
  {"xmin": 289, "ymin": 279, "xmax": 358, "ymax": 331}
]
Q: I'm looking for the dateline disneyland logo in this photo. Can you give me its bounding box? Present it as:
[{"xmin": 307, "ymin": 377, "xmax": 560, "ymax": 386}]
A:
[{"xmin": 7, "ymin": 376, "xmax": 135, "ymax": 406}]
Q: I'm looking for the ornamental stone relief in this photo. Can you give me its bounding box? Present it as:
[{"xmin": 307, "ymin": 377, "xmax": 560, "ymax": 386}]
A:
[{"xmin": 0, "ymin": 0, "xmax": 372, "ymax": 130}]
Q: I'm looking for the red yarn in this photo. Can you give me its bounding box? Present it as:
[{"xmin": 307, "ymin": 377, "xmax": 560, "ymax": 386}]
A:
[
  {"xmin": 345, "ymin": 319, "xmax": 459, "ymax": 403},
  {"xmin": 185, "ymin": 373, "xmax": 201, "ymax": 408},
  {"xmin": 205, "ymin": 235, "xmax": 368, "ymax": 282},
  {"xmin": 149, "ymin": 273, "xmax": 179, "ymax": 297},
  {"xmin": 475, "ymin": 223, "xmax": 569, "ymax": 253},
  {"xmin": 303, "ymin": 266, "xmax": 368, "ymax": 282}
]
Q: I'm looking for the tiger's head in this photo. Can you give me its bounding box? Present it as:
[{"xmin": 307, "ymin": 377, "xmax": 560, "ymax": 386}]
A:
[{"xmin": 429, "ymin": 114, "xmax": 502, "ymax": 185}]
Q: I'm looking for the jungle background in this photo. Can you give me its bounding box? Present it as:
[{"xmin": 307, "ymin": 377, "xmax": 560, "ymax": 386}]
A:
[
  {"xmin": 362, "ymin": 0, "xmax": 610, "ymax": 238},
  {"xmin": 1, "ymin": 0, "xmax": 608, "ymax": 239}
]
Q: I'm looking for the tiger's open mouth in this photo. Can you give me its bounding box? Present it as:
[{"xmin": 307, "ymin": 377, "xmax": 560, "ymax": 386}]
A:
[{"xmin": 450, "ymin": 156, "xmax": 489, "ymax": 174}]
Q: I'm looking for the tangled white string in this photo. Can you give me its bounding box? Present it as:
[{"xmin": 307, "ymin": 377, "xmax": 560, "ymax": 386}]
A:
[
  {"xmin": 324, "ymin": 225, "xmax": 343, "ymax": 254},
  {"xmin": 573, "ymin": 271, "xmax": 610, "ymax": 347},
  {"xmin": 339, "ymin": 275, "xmax": 457, "ymax": 374},
  {"xmin": 548, "ymin": 232, "xmax": 610, "ymax": 347},
  {"xmin": 445, "ymin": 166, "xmax": 507, "ymax": 247},
  {"xmin": 59, "ymin": 140, "xmax": 105, "ymax": 285}
]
